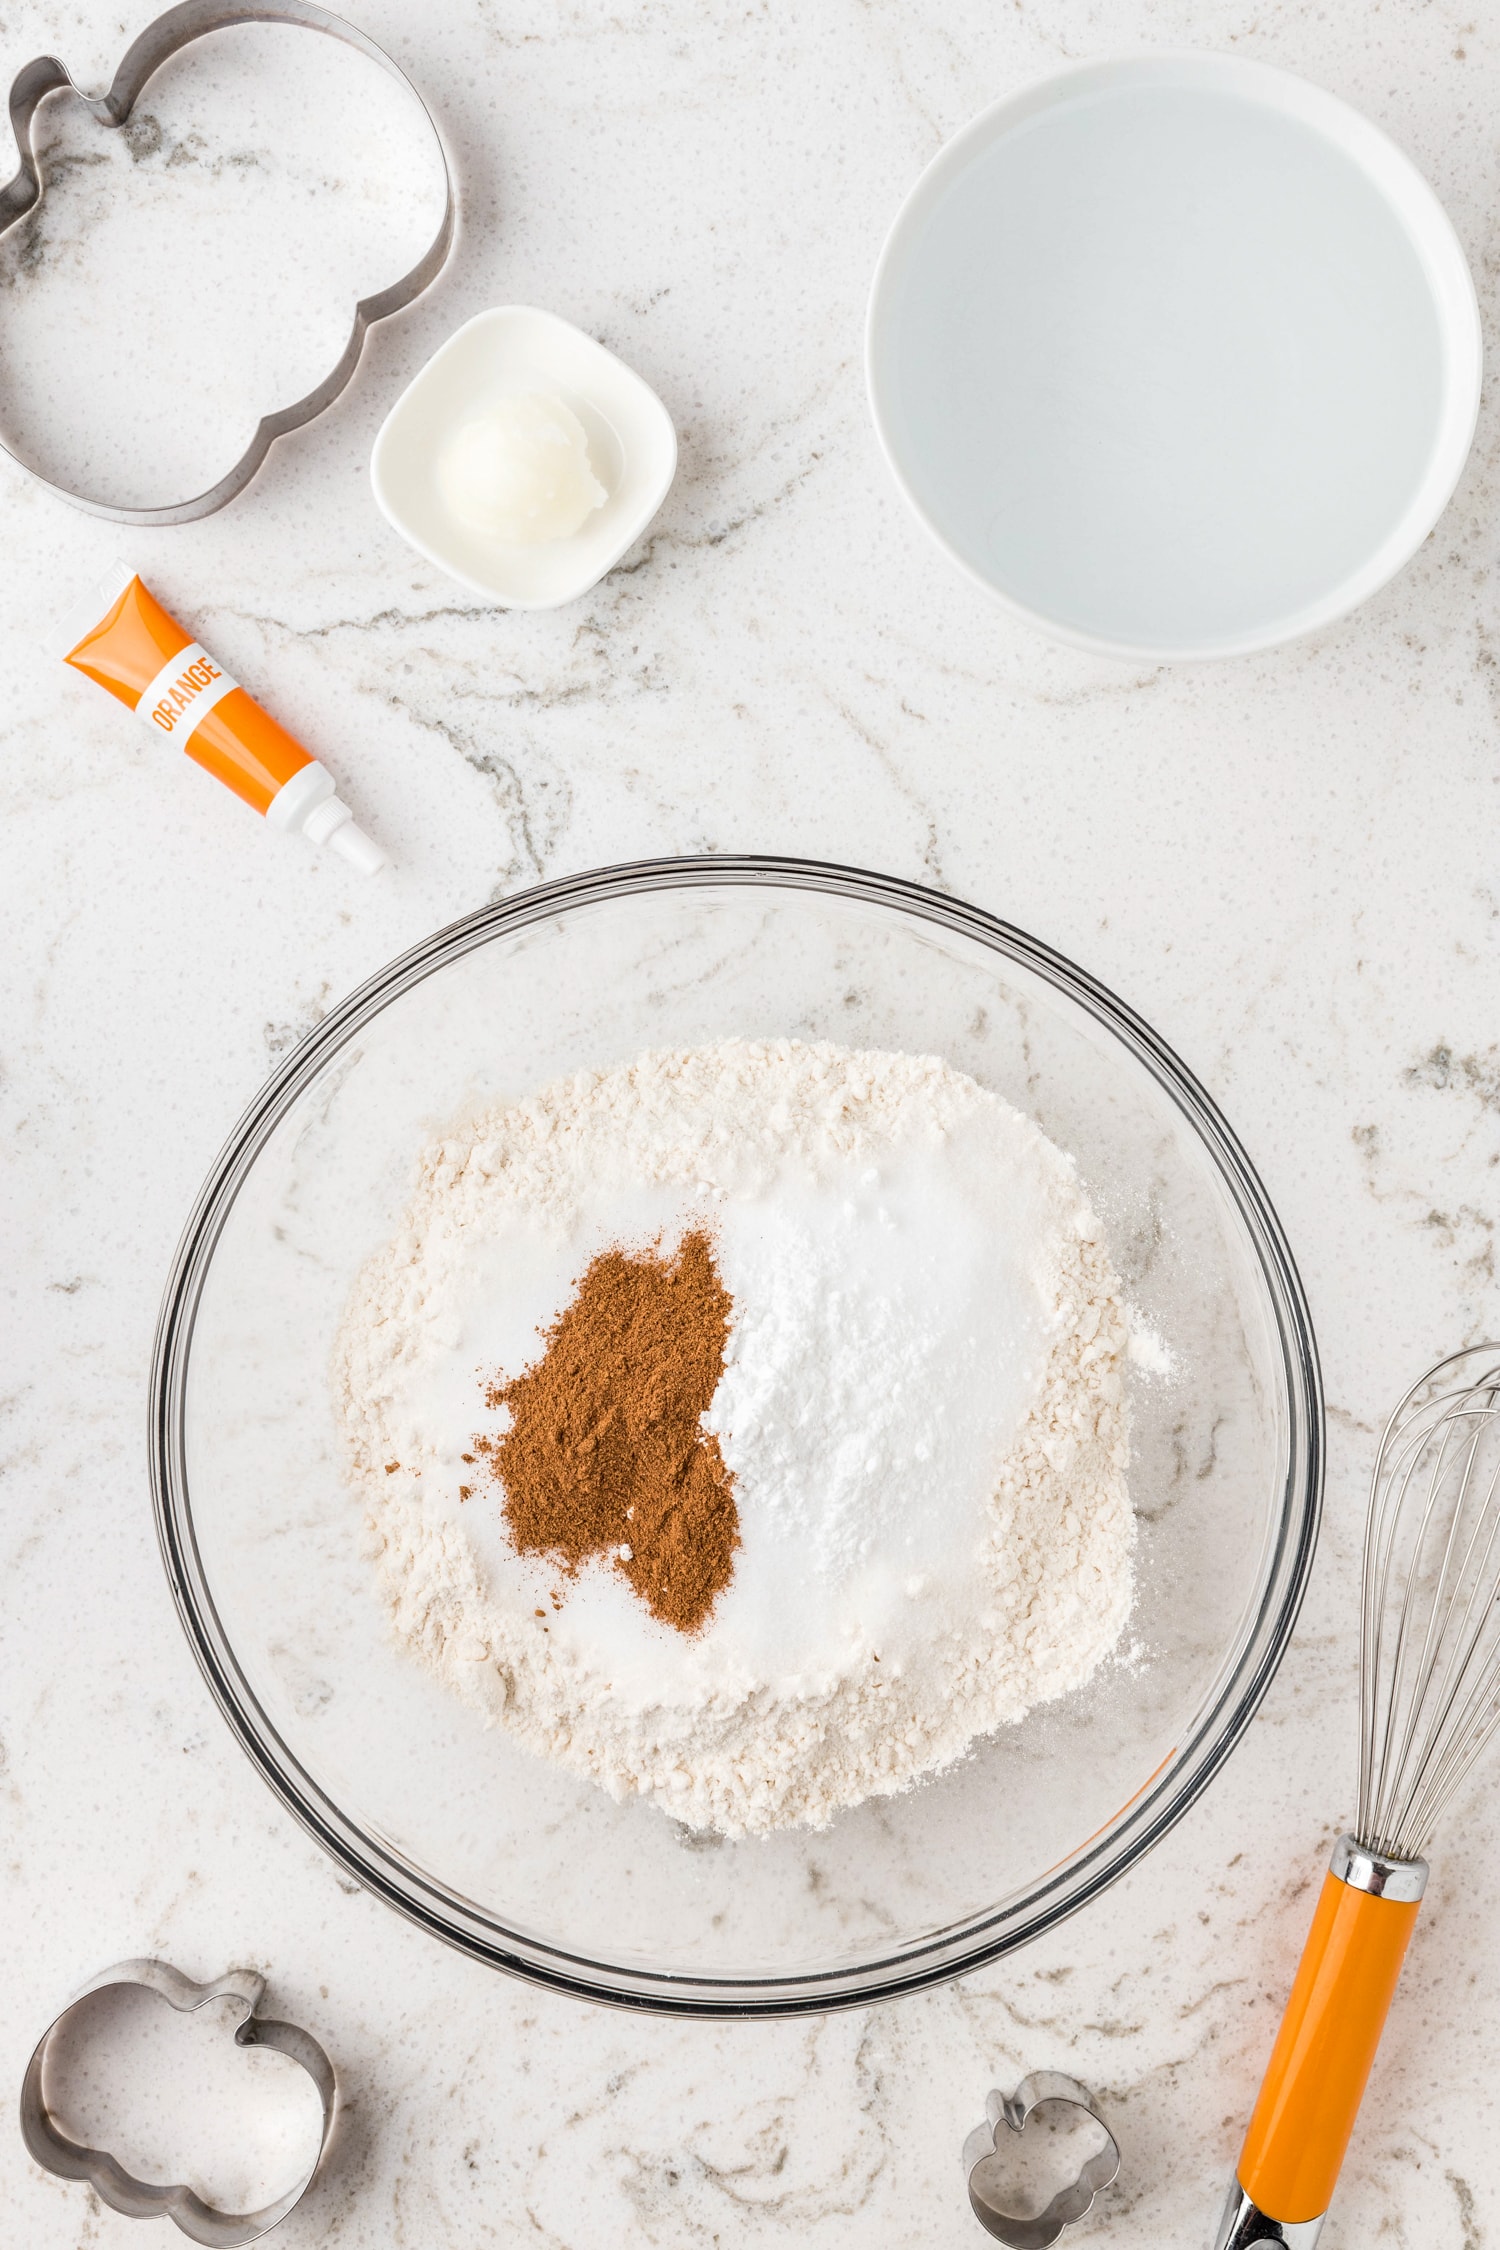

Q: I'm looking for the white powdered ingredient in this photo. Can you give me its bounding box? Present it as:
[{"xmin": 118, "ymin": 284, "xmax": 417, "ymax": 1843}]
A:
[{"xmin": 334, "ymin": 1039, "xmax": 1135, "ymax": 1835}]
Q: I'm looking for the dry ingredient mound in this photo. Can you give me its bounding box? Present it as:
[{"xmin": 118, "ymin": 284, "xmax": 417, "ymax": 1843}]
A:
[
  {"xmin": 334, "ymin": 1038, "xmax": 1135, "ymax": 1837},
  {"xmin": 483, "ymin": 1230, "xmax": 739, "ymax": 1634}
]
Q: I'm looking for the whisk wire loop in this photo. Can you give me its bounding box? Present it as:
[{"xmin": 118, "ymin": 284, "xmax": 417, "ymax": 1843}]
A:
[
  {"xmin": 1375, "ymin": 1416, "xmax": 1492, "ymax": 1841},
  {"xmin": 1400, "ymin": 1440, "xmax": 1500, "ymax": 1841},
  {"xmin": 1356, "ymin": 1350, "xmax": 1500, "ymax": 1864}
]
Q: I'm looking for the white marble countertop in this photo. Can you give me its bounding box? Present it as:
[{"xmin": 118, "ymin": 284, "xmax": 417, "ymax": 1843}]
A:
[{"xmin": 4, "ymin": 1, "xmax": 1500, "ymax": 2243}]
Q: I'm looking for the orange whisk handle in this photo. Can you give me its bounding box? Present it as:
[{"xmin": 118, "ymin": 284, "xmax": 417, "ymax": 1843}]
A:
[{"xmin": 1213, "ymin": 1835, "xmax": 1427, "ymax": 2249}]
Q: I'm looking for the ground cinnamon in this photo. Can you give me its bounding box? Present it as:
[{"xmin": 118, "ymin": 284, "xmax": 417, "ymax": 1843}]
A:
[{"xmin": 481, "ymin": 1229, "xmax": 739, "ymax": 1634}]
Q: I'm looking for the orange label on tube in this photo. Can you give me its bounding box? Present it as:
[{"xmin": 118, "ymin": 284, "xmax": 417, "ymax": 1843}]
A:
[
  {"xmin": 64, "ymin": 573, "xmax": 314, "ymax": 816},
  {"xmin": 137, "ymin": 642, "xmax": 238, "ymax": 739}
]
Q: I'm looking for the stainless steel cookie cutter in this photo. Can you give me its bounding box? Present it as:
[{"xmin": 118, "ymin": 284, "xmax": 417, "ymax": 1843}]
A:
[
  {"xmin": 20, "ymin": 1957, "xmax": 338, "ymax": 2247},
  {"xmin": 0, "ymin": 0, "xmax": 455, "ymax": 525},
  {"xmin": 962, "ymin": 2073, "xmax": 1120, "ymax": 2249}
]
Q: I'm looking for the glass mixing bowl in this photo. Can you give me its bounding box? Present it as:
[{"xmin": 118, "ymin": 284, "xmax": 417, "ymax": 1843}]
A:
[{"xmin": 151, "ymin": 858, "xmax": 1321, "ymax": 2014}]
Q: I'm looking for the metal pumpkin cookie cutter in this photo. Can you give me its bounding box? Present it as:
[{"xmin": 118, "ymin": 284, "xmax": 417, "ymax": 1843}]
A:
[
  {"xmin": 962, "ymin": 2073, "xmax": 1120, "ymax": 2249},
  {"xmin": 0, "ymin": 0, "xmax": 455, "ymax": 525},
  {"xmin": 20, "ymin": 1958, "xmax": 338, "ymax": 2247}
]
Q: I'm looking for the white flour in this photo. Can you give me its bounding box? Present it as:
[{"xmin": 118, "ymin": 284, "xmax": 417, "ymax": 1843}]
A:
[{"xmin": 334, "ymin": 1039, "xmax": 1134, "ymax": 1835}]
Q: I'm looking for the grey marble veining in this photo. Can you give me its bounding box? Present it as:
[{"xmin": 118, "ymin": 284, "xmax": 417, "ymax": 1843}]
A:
[{"xmin": 3, "ymin": 0, "xmax": 1500, "ymax": 2243}]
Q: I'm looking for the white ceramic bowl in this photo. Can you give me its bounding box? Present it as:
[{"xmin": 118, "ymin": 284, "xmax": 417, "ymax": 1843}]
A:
[
  {"xmin": 370, "ymin": 306, "xmax": 677, "ymax": 610},
  {"xmin": 867, "ymin": 55, "xmax": 1482, "ymax": 661}
]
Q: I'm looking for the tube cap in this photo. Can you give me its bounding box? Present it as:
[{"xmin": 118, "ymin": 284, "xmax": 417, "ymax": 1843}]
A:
[
  {"xmin": 271, "ymin": 763, "xmax": 387, "ymax": 873},
  {"xmin": 328, "ymin": 818, "xmax": 388, "ymax": 875}
]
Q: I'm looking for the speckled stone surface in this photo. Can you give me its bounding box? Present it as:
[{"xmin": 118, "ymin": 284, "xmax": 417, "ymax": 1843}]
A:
[{"xmin": 3, "ymin": 2, "xmax": 1500, "ymax": 2243}]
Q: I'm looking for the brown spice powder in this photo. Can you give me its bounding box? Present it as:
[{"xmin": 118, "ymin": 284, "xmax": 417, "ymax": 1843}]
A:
[{"xmin": 481, "ymin": 1229, "xmax": 739, "ymax": 1634}]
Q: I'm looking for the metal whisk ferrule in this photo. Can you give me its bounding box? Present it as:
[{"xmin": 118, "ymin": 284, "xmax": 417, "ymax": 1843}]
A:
[{"xmin": 1329, "ymin": 1835, "xmax": 1426, "ymax": 1903}]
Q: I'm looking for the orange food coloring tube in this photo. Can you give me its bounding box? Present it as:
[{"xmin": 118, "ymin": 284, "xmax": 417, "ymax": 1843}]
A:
[{"xmin": 52, "ymin": 563, "xmax": 385, "ymax": 872}]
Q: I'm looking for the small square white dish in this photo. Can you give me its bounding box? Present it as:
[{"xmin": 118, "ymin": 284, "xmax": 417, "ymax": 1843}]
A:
[{"xmin": 370, "ymin": 307, "xmax": 677, "ymax": 610}]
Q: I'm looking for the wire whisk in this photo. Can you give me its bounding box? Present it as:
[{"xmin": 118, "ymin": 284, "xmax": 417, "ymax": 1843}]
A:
[{"xmin": 1216, "ymin": 1346, "xmax": 1500, "ymax": 2250}]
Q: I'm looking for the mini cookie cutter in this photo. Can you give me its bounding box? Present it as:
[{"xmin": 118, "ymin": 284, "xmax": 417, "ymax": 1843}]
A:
[
  {"xmin": 0, "ymin": 0, "xmax": 455, "ymax": 524},
  {"xmin": 962, "ymin": 2073, "xmax": 1120, "ymax": 2249},
  {"xmin": 20, "ymin": 1957, "xmax": 338, "ymax": 2247}
]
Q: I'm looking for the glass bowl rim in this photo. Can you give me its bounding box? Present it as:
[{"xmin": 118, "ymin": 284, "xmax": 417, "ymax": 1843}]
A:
[{"xmin": 149, "ymin": 854, "xmax": 1323, "ymax": 2016}]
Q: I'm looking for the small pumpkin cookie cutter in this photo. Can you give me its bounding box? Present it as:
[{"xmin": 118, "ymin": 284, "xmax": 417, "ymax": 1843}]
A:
[
  {"xmin": 962, "ymin": 2072, "xmax": 1120, "ymax": 2249},
  {"xmin": 19, "ymin": 1957, "xmax": 338, "ymax": 2247},
  {"xmin": 0, "ymin": 0, "xmax": 455, "ymax": 525}
]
